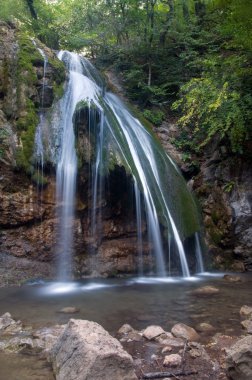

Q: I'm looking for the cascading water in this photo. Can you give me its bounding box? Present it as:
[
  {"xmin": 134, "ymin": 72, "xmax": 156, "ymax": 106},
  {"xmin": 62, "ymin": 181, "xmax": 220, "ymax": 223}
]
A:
[{"xmin": 35, "ymin": 50, "xmax": 204, "ymax": 279}]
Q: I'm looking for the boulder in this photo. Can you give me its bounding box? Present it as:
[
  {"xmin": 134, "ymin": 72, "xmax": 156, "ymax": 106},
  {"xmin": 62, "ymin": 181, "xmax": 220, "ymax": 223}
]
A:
[
  {"xmin": 142, "ymin": 325, "xmax": 165, "ymax": 340},
  {"xmin": 171, "ymin": 323, "xmax": 200, "ymax": 342},
  {"xmin": 50, "ymin": 319, "xmax": 137, "ymax": 380},
  {"xmin": 240, "ymin": 306, "xmax": 252, "ymax": 320},
  {"xmin": 226, "ymin": 336, "xmax": 252, "ymax": 380}
]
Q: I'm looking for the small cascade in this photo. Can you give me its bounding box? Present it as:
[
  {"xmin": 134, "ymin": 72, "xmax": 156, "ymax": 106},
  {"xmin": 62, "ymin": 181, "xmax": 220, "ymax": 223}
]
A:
[
  {"xmin": 195, "ymin": 232, "xmax": 204, "ymax": 273},
  {"xmin": 37, "ymin": 48, "xmax": 48, "ymax": 108},
  {"xmin": 34, "ymin": 50, "xmax": 204, "ymax": 279},
  {"xmin": 134, "ymin": 180, "xmax": 144, "ymax": 275}
]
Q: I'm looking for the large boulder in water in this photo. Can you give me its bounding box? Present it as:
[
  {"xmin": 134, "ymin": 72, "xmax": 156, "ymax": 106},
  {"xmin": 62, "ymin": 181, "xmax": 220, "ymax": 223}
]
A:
[{"xmin": 49, "ymin": 319, "xmax": 137, "ymax": 380}]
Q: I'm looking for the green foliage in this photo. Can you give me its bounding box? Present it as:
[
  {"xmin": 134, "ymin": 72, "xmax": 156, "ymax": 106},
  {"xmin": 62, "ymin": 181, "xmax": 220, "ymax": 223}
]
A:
[
  {"xmin": 143, "ymin": 109, "xmax": 165, "ymax": 126},
  {"xmin": 0, "ymin": 0, "xmax": 28, "ymax": 22},
  {"xmin": 172, "ymin": 52, "xmax": 252, "ymax": 153},
  {"xmin": 223, "ymin": 181, "xmax": 235, "ymax": 193}
]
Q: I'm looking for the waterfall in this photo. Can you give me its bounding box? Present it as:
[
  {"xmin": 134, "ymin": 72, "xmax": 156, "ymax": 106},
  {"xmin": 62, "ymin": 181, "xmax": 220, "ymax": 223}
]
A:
[{"xmin": 34, "ymin": 50, "xmax": 204, "ymax": 279}]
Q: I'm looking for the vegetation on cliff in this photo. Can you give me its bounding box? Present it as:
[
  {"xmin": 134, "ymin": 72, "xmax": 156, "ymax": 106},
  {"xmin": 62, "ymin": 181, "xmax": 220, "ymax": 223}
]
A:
[{"xmin": 1, "ymin": 0, "xmax": 251, "ymax": 158}]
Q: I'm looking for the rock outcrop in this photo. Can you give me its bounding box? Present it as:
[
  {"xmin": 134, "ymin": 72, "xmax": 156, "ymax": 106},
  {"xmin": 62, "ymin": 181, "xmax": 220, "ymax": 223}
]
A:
[{"xmin": 154, "ymin": 120, "xmax": 252, "ymax": 272}]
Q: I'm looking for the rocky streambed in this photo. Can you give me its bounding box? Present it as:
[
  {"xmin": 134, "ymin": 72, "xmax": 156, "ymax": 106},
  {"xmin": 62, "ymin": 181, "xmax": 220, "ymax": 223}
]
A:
[
  {"xmin": 0, "ymin": 303, "xmax": 252, "ymax": 380},
  {"xmin": 0, "ymin": 274, "xmax": 252, "ymax": 379}
]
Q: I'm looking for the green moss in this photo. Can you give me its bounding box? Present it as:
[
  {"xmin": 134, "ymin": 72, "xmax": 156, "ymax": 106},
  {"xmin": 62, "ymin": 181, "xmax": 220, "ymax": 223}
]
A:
[
  {"xmin": 54, "ymin": 82, "xmax": 64, "ymax": 99},
  {"xmin": 17, "ymin": 33, "xmax": 40, "ymax": 88},
  {"xmin": 14, "ymin": 33, "xmax": 40, "ymax": 173},
  {"xmin": 31, "ymin": 172, "xmax": 48, "ymax": 187},
  {"xmin": 48, "ymin": 56, "xmax": 65, "ymax": 85},
  {"xmin": 209, "ymin": 226, "xmax": 223, "ymax": 245}
]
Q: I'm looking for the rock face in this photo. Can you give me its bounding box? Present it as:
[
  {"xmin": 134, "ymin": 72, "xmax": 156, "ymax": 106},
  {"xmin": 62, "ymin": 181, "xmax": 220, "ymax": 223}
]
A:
[
  {"xmin": 154, "ymin": 119, "xmax": 252, "ymax": 272},
  {"xmin": 50, "ymin": 319, "xmax": 137, "ymax": 380},
  {"xmin": 226, "ymin": 336, "xmax": 252, "ymax": 380}
]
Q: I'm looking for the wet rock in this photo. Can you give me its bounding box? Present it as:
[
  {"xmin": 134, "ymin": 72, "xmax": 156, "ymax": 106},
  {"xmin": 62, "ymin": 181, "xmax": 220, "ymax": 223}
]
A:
[
  {"xmin": 58, "ymin": 307, "xmax": 80, "ymax": 314},
  {"xmin": 0, "ymin": 337, "xmax": 34, "ymax": 353},
  {"xmin": 188, "ymin": 342, "xmax": 210, "ymax": 361},
  {"xmin": 226, "ymin": 336, "xmax": 252, "ymax": 380},
  {"xmin": 126, "ymin": 332, "xmax": 142, "ymax": 342},
  {"xmin": 118, "ymin": 324, "xmax": 135, "ymax": 335},
  {"xmin": 223, "ymin": 274, "xmax": 241, "ymax": 283},
  {"xmin": 163, "ymin": 354, "xmax": 182, "ymax": 367},
  {"xmin": 171, "ymin": 323, "xmax": 200, "ymax": 342},
  {"xmin": 32, "ymin": 325, "xmax": 66, "ymax": 353},
  {"xmin": 156, "ymin": 333, "xmax": 185, "ymax": 348},
  {"xmin": 241, "ymin": 320, "xmax": 252, "ymax": 334},
  {"xmin": 0, "ymin": 312, "xmax": 22, "ymax": 334},
  {"xmin": 143, "ymin": 325, "xmax": 165, "ymax": 340},
  {"xmin": 39, "ymin": 85, "xmax": 53, "ymax": 107},
  {"xmin": 240, "ymin": 306, "xmax": 252, "ymax": 320},
  {"xmin": 49, "ymin": 319, "xmax": 137, "ymax": 380},
  {"xmin": 191, "ymin": 286, "xmax": 220, "ymax": 296}
]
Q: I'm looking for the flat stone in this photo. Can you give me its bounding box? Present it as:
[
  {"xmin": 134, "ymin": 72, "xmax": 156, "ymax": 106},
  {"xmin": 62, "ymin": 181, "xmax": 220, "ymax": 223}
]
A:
[
  {"xmin": 156, "ymin": 334, "xmax": 185, "ymax": 348},
  {"xmin": 163, "ymin": 354, "xmax": 182, "ymax": 367},
  {"xmin": 49, "ymin": 319, "xmax": 137, "ymax": 380},
  {"xmin": 57, "ymin": 307, "xmax": 80, "ymax": 314},
  {"xmin": 191, "ymin": 286, "xmax": 220, "ymax": 296},
  {"xmin": 240, "ymin": 306, "xmax": 252, "ymax": 320},
  {"xmin": 171, "ymin": 323, "xmax": 200, "ymax": 341},
  {"xmin": 226, "ymin": 336, "xmax": 252, "ymax": 380},
  {"xmin": 143, "ymin": 325, "xmax": 165, "ymax": 340}
]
